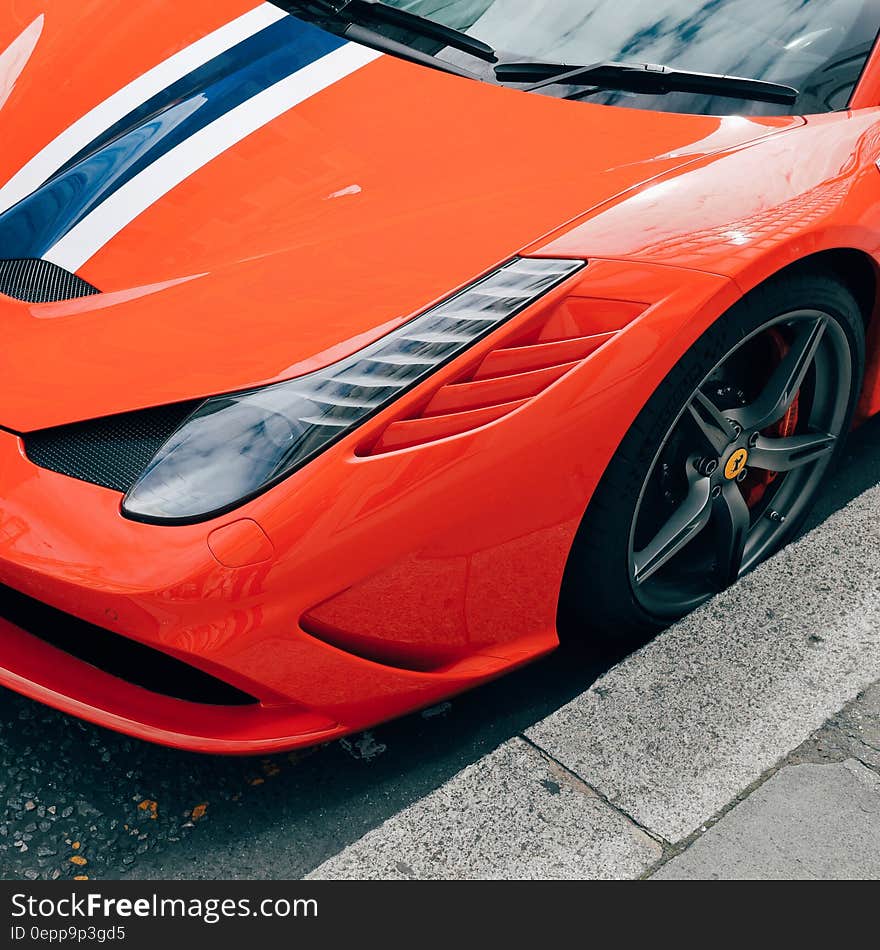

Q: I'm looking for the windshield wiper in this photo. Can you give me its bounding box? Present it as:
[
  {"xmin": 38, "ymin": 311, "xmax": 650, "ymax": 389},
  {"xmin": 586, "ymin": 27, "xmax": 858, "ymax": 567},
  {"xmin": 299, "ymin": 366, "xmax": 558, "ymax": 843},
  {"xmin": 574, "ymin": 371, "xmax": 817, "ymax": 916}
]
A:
[
  {"xmin": 291, "ymin": 0, "xmax": 497, "ymax": 62},
  {"xmin": 495, "ymin": 60, "xmax": 799, "ymax": 106},
  {"xmin": 281, "ymin": 5, "xmax": 798, "ymax": 105}
]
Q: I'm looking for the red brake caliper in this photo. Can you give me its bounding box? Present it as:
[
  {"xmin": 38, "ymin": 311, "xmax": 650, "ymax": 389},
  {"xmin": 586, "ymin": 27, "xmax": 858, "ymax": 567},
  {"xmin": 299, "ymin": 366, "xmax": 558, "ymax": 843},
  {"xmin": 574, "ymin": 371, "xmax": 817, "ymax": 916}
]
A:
[{"xmin": 743, "ymin": 328, "xmax": 800, "ymax": 507}]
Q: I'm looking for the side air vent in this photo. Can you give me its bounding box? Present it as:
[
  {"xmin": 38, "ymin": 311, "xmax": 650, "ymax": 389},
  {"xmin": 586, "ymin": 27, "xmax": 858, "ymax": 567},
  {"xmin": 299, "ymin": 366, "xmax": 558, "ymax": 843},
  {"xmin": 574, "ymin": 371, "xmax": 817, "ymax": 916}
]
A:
[
  {"xmin": 367, "ymin": 295, "xmax": 647, "ymax": 454},
  {"xmin": 25, "ymin": 401, "xmax": 202, "ymax": 492},
  {"xmin": 0, "ymin": 258, "xmax": 99, "ymax": 302}
]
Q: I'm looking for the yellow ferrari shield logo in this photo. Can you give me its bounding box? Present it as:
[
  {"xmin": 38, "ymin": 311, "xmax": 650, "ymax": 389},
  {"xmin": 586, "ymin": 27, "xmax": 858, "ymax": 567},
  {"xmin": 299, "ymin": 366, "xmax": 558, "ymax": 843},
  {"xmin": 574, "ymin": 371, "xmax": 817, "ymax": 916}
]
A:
[{"xmin": 724, "ymin": 448, "xmax": 749, "ymax": 480}]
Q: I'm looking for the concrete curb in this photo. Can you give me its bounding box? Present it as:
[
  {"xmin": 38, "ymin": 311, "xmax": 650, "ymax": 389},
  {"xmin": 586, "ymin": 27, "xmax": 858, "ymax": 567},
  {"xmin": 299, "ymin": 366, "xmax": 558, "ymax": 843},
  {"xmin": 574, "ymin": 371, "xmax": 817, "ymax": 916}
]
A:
[{"xmin": 309, "ymin": 483, "xmax": 880, "ymax": 879}]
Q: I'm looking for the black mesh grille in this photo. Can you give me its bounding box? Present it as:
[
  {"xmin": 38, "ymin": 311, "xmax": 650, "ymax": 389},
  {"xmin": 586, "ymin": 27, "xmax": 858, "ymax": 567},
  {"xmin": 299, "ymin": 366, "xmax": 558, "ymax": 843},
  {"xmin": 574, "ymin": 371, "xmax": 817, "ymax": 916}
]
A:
[
  {"xmin": 0, "ymin": 258, "xmax": 100, "ymax": 302},
  {"xmin": 25, "ymin": 401, "xmax": 201, "ymax": 493}
]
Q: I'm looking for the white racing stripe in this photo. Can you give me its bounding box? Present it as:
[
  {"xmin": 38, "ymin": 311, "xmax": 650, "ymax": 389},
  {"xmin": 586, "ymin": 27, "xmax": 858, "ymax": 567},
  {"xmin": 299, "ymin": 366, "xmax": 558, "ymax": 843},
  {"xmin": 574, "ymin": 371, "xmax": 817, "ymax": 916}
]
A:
[
  {"xmin": 0, "ymin": 2, "xmax": 287, "ymax": 215},
  {"xmin": 44, "ymin": 42, "xmax": 381, "ymax": 272}
]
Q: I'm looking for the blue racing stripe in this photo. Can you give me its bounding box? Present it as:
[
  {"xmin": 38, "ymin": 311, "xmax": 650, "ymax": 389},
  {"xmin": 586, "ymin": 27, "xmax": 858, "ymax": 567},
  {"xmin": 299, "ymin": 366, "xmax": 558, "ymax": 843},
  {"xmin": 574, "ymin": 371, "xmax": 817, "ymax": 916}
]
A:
[{"xmin": 0, "ymin": 14, "xmax": 345, "ymax": 260}]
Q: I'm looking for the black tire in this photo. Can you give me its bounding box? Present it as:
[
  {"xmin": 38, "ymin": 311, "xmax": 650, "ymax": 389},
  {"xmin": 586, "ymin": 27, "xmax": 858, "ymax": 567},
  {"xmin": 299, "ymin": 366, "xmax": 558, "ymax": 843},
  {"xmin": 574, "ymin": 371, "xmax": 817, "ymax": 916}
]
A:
[{"xmin": 558, "ymin": 270, "xmax": 866, "ymax": 642}]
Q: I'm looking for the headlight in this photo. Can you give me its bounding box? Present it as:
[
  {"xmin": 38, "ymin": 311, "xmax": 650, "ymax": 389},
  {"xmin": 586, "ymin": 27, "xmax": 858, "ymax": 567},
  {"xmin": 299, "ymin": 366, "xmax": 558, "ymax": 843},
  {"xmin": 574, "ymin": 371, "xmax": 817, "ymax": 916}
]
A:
[{"xmin": 122, "ymin": 257, "xmax": 584, "ymax": 524}]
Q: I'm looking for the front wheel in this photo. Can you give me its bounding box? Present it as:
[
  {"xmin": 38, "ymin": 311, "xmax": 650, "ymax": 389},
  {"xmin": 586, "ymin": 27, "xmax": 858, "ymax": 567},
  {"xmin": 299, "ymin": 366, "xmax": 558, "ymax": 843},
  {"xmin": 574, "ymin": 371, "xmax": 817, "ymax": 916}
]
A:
[{"xmin": 559, "ymin": 272, "xmax": 865, "ymax": 640}]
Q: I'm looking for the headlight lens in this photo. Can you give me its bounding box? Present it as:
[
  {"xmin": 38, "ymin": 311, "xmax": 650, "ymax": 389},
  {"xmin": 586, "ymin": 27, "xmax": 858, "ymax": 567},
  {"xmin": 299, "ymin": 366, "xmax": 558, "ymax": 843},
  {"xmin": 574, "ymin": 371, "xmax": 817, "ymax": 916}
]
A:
[{"xmin": 122, "ymin": 257, "xmax": 584, "ymax": 523}]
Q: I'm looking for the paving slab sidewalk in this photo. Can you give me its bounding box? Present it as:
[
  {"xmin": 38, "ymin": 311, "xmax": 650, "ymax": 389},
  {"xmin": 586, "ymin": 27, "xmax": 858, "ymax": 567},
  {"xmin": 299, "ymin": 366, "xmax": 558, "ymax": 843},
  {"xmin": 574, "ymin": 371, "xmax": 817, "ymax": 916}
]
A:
[
  {"xmin": 654, "ymin": 683, "xmax": 880, "ymax": 879},
  {"xmin": 309, "ymin": 484, "xmax": 880, "ymax": 880}
]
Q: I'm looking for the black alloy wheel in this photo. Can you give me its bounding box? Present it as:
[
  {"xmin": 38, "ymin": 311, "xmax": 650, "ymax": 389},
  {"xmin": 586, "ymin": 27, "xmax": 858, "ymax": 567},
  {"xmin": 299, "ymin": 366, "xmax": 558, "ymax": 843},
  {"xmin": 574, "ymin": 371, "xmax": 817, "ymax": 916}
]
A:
[{"xmin": 559, "ymin": 270, "xmax": 866, "ymax": 640}]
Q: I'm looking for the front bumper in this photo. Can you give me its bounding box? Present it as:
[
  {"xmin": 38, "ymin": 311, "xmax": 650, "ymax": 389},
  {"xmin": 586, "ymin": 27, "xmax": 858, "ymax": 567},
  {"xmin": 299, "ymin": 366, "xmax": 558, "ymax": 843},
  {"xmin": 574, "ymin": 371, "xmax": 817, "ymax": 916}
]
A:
[{"xmin": 0, "ymin": 260, "xmax": 738, "ymax": 753}]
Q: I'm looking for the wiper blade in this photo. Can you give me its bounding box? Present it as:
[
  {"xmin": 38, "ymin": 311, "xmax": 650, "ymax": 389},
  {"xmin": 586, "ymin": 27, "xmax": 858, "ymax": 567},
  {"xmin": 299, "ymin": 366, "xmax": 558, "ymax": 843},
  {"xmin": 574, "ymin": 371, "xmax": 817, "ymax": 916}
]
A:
[
  {"xmin": 495, "ymin": 60, "xmax": 799, "ymax": 105},
  {"xmin": 300, "ymin": 0, "xmax": 497, "ymax": 62}
]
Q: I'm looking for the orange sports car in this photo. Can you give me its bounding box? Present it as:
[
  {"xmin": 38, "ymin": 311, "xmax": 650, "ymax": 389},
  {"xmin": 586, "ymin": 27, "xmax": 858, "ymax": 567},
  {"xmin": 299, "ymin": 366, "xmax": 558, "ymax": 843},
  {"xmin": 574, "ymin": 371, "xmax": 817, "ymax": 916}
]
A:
[{"xmin": 1, "ymin": 0, "xmax": 879, "ymax": 752}]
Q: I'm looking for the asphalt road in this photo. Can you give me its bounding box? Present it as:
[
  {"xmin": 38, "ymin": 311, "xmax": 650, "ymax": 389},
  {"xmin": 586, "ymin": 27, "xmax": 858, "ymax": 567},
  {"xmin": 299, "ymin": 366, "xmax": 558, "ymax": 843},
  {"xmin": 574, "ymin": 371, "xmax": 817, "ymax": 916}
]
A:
[{"xmin": 2, "ymin": 415, "xmax": 880, "ymax": 881}]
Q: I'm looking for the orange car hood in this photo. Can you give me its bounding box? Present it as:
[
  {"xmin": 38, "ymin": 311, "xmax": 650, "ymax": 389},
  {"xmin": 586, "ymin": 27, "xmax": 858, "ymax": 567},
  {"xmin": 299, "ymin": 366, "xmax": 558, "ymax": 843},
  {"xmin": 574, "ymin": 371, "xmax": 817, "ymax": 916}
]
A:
[{"xmin": 0, "ymin": 1, "xmax": 800, "ymax": 430}]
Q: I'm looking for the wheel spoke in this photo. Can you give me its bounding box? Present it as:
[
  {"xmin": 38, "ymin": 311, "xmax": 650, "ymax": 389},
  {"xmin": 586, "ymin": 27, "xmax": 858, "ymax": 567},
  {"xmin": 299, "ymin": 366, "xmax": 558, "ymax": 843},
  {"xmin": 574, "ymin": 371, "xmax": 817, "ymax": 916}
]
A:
[
  {"xmin": 749, "ymin": 431, "xmax": 836, "ymax": 473},
  {"xmin": 713, "ymin": 481, "xmax": 750, "ymax": 588},
  {"xmin": 633, "ymin": 476, "xmax": 713, "ymax": 584},
  {"xmin": 687, "ymin": 391, "xmax": 736, "ymax": 455},
  {"xmin": 731, "ymin": 317, "xmax": 826, "ymax": 431}
]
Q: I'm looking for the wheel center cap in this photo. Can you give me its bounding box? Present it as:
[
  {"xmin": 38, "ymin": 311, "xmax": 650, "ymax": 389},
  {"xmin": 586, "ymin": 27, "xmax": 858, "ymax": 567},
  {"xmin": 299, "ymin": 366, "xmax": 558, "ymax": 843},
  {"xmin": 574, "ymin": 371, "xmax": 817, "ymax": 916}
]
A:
[{"xmin": 724, "ymin": 447, "xmax": 750, "ymax": 480}]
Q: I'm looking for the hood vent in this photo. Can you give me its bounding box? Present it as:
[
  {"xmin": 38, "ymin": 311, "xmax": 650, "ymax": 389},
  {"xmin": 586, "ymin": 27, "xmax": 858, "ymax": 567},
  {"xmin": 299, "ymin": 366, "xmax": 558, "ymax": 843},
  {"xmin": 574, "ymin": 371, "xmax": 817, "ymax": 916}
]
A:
[{"xmin": 0, "ymin": 259, "xmax": 99, "ymax": 303}]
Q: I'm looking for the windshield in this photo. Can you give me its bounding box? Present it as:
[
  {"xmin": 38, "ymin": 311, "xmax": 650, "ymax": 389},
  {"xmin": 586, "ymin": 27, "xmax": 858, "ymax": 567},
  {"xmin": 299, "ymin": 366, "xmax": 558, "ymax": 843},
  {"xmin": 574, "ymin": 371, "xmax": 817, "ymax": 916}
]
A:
[{"xmin": 383, "ymin": 0, "xmax": 880, "ymax": 114}]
